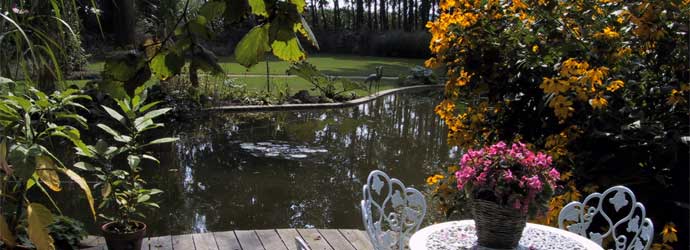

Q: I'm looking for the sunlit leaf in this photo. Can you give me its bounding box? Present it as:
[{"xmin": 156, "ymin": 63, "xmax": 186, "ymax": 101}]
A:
[
  {"xmin": 143, "ymin": 137, "xmax": 179, "ymax": 147},
  {"xmin": 27, "ymin": 203, "xmax": 55, "ymax": 250},
  {"xmin": 101, "ymin": 105, "xmax": 126, "ymax": 125},
  {"xmin": 150, "ymin": 51, "xmax": 185, "ymax": 81},
  {"xmin": 36, "ymin": 155, "xmax": 60, "ymax": 192},
  {"xmin": 248, "ymin": 0, "xmax": 268, "ymax": 17},
  {"xmin": 235, "ymin": 25, "xmax": 271, "ymax": 68},
  {"xmin": 61, "ymin": 169, "xmax": 96, "ymax": 220},
  {"xmin": 271, "ymin": 36, "xmax": 305, "ymax": 62},
  {"xmin": 296, "ymin": 17, "xmax": 319, "ymax": 49},
  {"xmin": 289, "ymin": 0, "xmax": 306, "ymax": 13}
]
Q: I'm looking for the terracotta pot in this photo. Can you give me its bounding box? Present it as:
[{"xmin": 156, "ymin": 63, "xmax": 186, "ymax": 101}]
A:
[{"xmin": 100, "ymin": 221, "xmax": 147, "ymax": 250}]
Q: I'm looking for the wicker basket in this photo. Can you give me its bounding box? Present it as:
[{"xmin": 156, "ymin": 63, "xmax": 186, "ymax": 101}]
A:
[{"xmin": 471, "ymin": 199, "xmax": 527, "ymax": 249}]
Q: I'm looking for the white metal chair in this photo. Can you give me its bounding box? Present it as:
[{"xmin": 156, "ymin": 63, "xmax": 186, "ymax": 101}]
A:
[
  {"xmin": 361, "ymin": 170, "xmax": 427, "ymax": 250},
  {"xmin": 558, "ymin": 185, "xmax": 654, "ymax": 250},
  {"xmin": 295, "ymin": 237, "xmax": 311, "ymax": 250}
]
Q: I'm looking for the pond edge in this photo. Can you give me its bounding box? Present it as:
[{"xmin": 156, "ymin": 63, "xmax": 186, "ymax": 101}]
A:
[{"xmin": 203, "ymin": 84, "xmax": 444, "ymax": 112}]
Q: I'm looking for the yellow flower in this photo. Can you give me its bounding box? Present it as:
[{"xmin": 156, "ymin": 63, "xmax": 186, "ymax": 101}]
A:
[
  {"xmin": 667, "ymin": 89, "xmax": 686, "ymax": 106},
  {"xmin": 607, "ymin": 80, "xmax": 624, "ymax": 92},
  {"xmin": 426, "ymin": 174, "xmax": 446, "ymax": 185},
  {"xmin": 532, "ymin": 45, "xmax": 539, "ymax": 53},
  {"xmin": 661, "ymin": 223, "xmax": 678, "ymax": 243},
  {"xmin": 651, "ymin": 243, "xmax": 674, "ymax": 250},
  {"xmin": 594, "ymin": 27, "xmax": 621, "ymax": 40},
  {"xmin": 589, "ymin": 96, "xmax": 608, "ymax": 109},
  {"xmin": 540, "ymin": 77, "xmax": 570, "ymax": 94},
  {"xmin": 549, "ymin": 95, "xmax": 574, "ymax": 121}
]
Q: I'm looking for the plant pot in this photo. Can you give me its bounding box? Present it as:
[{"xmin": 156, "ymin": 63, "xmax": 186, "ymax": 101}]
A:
[
  {"xmin": 471, "ymin": 199, "xmax": 527, "ymax": 249},
  {"xmin": 100, "ymin": 221, "xmax": 147, "ymax": 250}
]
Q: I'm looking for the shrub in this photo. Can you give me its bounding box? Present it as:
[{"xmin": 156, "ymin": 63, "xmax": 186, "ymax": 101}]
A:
[{"xmin": 426, "ymin": 1, "xmax": 688, "ymax": 248}]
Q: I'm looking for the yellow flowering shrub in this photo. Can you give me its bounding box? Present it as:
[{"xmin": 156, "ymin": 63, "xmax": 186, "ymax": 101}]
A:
[{"xmin": 427, "ymin": 0, "xmax": 689, "ymax": 247}]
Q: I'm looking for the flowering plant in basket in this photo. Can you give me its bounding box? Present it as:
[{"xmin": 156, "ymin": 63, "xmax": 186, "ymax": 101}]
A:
[{"xmin": 456, "ymin": 141, "xmax": 560, "ymax": 216}]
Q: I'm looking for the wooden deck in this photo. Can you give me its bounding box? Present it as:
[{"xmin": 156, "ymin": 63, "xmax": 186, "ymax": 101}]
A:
[{"xmin": 81, "ymin": 229, "xmax": 374, "ymax": 250}]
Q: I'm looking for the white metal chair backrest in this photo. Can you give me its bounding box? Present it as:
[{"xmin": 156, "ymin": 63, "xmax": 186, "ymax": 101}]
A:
[
  {"xmin": 558, "ymin": 185, "xmax": 654, "ymax": 250},
  {"xmin": 361, "ymin": 170, "xmax": 427, "ymax": 250},
  {"xmin": 295, "ymin": 237, "xmax": 311, "ymax": 250}
]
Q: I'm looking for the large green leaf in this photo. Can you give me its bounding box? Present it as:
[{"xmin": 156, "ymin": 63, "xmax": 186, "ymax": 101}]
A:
[
  {"xmin": 199, "ymin": 1, "xmax": 226, "ymax": 20},
  {"xmin": 248, "ymin": 0, "xmax": 268, "ymax": 17},
  {"xmin": 102, "ymin": 51, "xmax": 147, "ymax": 82},
  {"xmin": 271, "ymin": 36, "xmax": 305, "ymax": 62},
  {"xmin": 150, "ymin": 51, "xmax": 185, "ymax": 80},
  {"xmin": 297, "ymin": 17, "xmax": 319, "ymax": 49},
  {"xmin": 97, "ymin": 80, "xmax": 129, "ymax": 100},
  {"xmin": 189, "ymin": 16, "xmax": 212, "ymax": 39},
  {"xmin": 235, "ymin": 25, "xmax": 271, "ymax": 68},
  {"xmin": 27, "ymin": 203, "xmax": 55, "ymax": 250}
]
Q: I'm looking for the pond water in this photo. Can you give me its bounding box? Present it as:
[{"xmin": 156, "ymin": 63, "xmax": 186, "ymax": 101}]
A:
[{"xmin": 61, "ymin": 90, "xmax": 456, "ymax": 236}]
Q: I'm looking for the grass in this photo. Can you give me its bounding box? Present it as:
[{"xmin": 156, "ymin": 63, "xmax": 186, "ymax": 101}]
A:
[
  {"xmin": 86, "ymin": 54, "xmax": 426, "ymax": 77},
  {"xmin": 82, "ymin": 53, "xmax": 427, "ymax": 103}
]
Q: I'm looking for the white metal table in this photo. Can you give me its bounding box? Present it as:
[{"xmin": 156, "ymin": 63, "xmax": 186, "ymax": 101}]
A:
[{"xmin": 409, "ymin": 220, "xmax": 603, "ymax": 250}]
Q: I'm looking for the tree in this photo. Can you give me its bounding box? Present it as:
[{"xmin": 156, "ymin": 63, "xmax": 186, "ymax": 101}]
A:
[
  {"xmin": 112, "ymin": 0, "xmax": 137, "ymax": 46},
  {"xmin": 379, "ymin": 0, "xmax": 388, "ymax": 30}
]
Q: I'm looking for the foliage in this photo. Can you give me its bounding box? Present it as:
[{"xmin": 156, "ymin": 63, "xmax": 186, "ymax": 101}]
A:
[
  {"xmin": 100, "ymin": 0, "xmax": 318, "ymax": 98},
  {"xmin": 75, "ymin": 86, "xmax": 177, "ymax": 234},
  {"xmin": 455, "ymin": 141, "xmax": 559, "ymax": 217},
  {"xmin": 426, "ymin": 0, "xmax": 689, "ymax": 247},
  {"xmin": 48, "ymin": 216, "xmax": 87, "ymax": 250},
  {"xmin": 287, "ymin": 61, "xmax": 366, "ymax": 99},
  {"xmin": 0, "ymin": 0, "xmax": 97, "ymax": 91},
  {"xmin": 0, "ymin": 87, "xmax": 95, "ymax": 250}
]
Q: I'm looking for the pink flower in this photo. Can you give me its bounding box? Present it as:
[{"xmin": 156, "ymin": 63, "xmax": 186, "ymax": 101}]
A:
[
  {"xmin": 526, "ymin": 175, "xmax": 543, "ymax": 191},
  {"xmin": 475, "ymin": 172, "xmax": 487, "ymax": 185},
  {"xmin": 503, "ymin": 169, "xmax": 515, "ymax": 182},
  {"xmin": 548, "ymin": 168, "xmax": 560, "ymax": 180}
]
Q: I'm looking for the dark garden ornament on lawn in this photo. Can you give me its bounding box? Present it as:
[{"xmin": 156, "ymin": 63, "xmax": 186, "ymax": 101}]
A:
[{"xmin": 455, "ymin": 141, "xmax": 560, "ymax": 249}]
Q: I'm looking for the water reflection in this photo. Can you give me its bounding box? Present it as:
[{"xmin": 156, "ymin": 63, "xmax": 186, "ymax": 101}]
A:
[{"xmin": 60, "ymin": 90, "xmax": 453, "ymax": 235}]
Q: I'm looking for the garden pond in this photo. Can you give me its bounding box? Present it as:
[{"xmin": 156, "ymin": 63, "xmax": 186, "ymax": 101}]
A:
[{"xmin": 56, "ymin": 89, "xmax": 456, "ymax": 236}]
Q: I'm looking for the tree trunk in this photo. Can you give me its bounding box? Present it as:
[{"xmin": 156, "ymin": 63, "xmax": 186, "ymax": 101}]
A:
[
  {"xmin": 319, "ymin": 0, "xmax": 328, "ymax": 30},
  {"xmin": 367, "ymin": 0, "xmax": 372, "ymax": 30},
  {"xmin": 373, "ymin": 0, "xmax": 378, "ymax": 30},
  {"xmin": 310, "ymin": 0, "xmax": 318, "ymax": 29},
  {"xmin": 402, "ymin": 0, "xmax": 408, "ymax": 31},
  {"xmin": 379, "ymin": 0, "xmax": 388, "ymax": 30},
  {"xmin": 356, "ymin": 0, "xmax": 365, "ymax": 29},
  {"xmin": 420, "ymin": 0, "xmax": 430, "ymax": 29},
  {"xmin": 334, "ymin": 0, "xmax": 340, "ymax": 31},
  {"xmin": 113, "ymin": 0, "xmax": 137, "ymax": 47}
]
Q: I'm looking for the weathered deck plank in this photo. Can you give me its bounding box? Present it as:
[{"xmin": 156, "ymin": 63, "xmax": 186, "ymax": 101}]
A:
[
  {"xmin": 297, "ymin": 229, "xmax": 333, "ymax": 250},
  {"xmin": 172, "ymin": 234, "xmax": 195, "ymax": 250},
  {"xmin": 275, "ymin": 229, "xmax": 302, "ymax": 250},
  {"xmin": 149, "ymin": 235, "xmax": 173, "ymax": 250},
  {"xmin": 80, "ymin": 229, "xmax": 369, "ymax": 250},
  {"xmin": 193, "ymin": 232, "xmax": 219, "ymax": 250},
  {"xmin": 256, "ymin": 229, "xmax": 289, "ymax": 250},
  {"xmin": 318, "ymin": 229, "xmax": 356, "ymax": 250},
  {"xmin": 235, "ymin": 230, "xmax": 265, "ymax": 250},
  {"xmin": 338, "ymin": 229, "xmax": 373, "ymax": 250},
  {"xmin": 214, "ymin": 231, "xmax": 242, "ymax": 250}
]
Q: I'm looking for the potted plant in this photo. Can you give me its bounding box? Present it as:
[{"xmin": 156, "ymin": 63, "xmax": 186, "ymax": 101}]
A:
[
  {"xmin": 75, "ymin": 87, "xmax": 177, "ymax": 250},
  {"xmin": 455, "ymin": 141, "xmax": 560, "ymax": 249}
]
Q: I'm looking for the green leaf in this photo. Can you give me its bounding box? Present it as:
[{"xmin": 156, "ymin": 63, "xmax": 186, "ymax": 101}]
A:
[
  {"xmin": 61, "ymin": 169, "xmax": 96, "ymax": 220},
  {"xmin": 138, "ymin": 101, "xmax": 161, "ymax": 113},
  {"xmin": 290, "ymin": 0, "xmax": 307, "ymax": 13},
  {"xmin": 137, "ymin": 194, "xmax": 151, "ymax": 203},
  {"xmin": 103, "ymin": 51, "xmax": 147, "ymax": 82},
  {"xmin": 199, "ymin": 1, "xmax": 226, "ymax": 20},
  {"xmin": 150, "ymin": 51, "xmax": 185, "ymax": 81},
  {"xmin": 189, "ymin": 16, "xmax": 212, "ymax": 39},
  {"xmin": 127, "ymin": 155, "xmax": 141, "ymax": 170},
  {"xmin": 96, "ymin": 124, "xmax": 121, "ymax": 138},
  {"xmin": 143, "ymin": 137, "xmax": 179, "ymax": 147},
  {"xmin": 271, "ymin": 36, "xmax": 305, "ymax": 62},
  {"xmin": 142, "ymin": 154, "xmax": 160, "ymax": 164},
  {"xmin": 101, "ymin": 105, "xmax": 127, "ymax": 125},
  {"xmin": 97, "ymin": 80, "xmax": 129, "ymax": 100},
  {"xmin": 248, "ymin": 0, "xmax": 268, "ymax": 17},
  {"xmin": 73, "ymin": 162, "xmax": 95, "ymax": 171},
  {"xmin": 27, "ymin": 203, "xmax": 55, "ymax": 250},
  {"xmin": 235, "ymin": 25, "xmax": 271, "ymax": 68}
]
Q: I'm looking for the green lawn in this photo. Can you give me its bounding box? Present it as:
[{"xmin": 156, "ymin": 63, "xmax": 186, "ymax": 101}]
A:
[
  {"xmin": 233, "ymin": 76, "xmax": 399, "ymax": 96},
  {"xmin": 87, "ymin": 54, "xmax": 426, "ymax": 77}
]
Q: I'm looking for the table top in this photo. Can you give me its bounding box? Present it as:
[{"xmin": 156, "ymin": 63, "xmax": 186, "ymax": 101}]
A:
[{"xmin": 409, "ymin": 220, "xmax": 603, "ymax": 250}]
